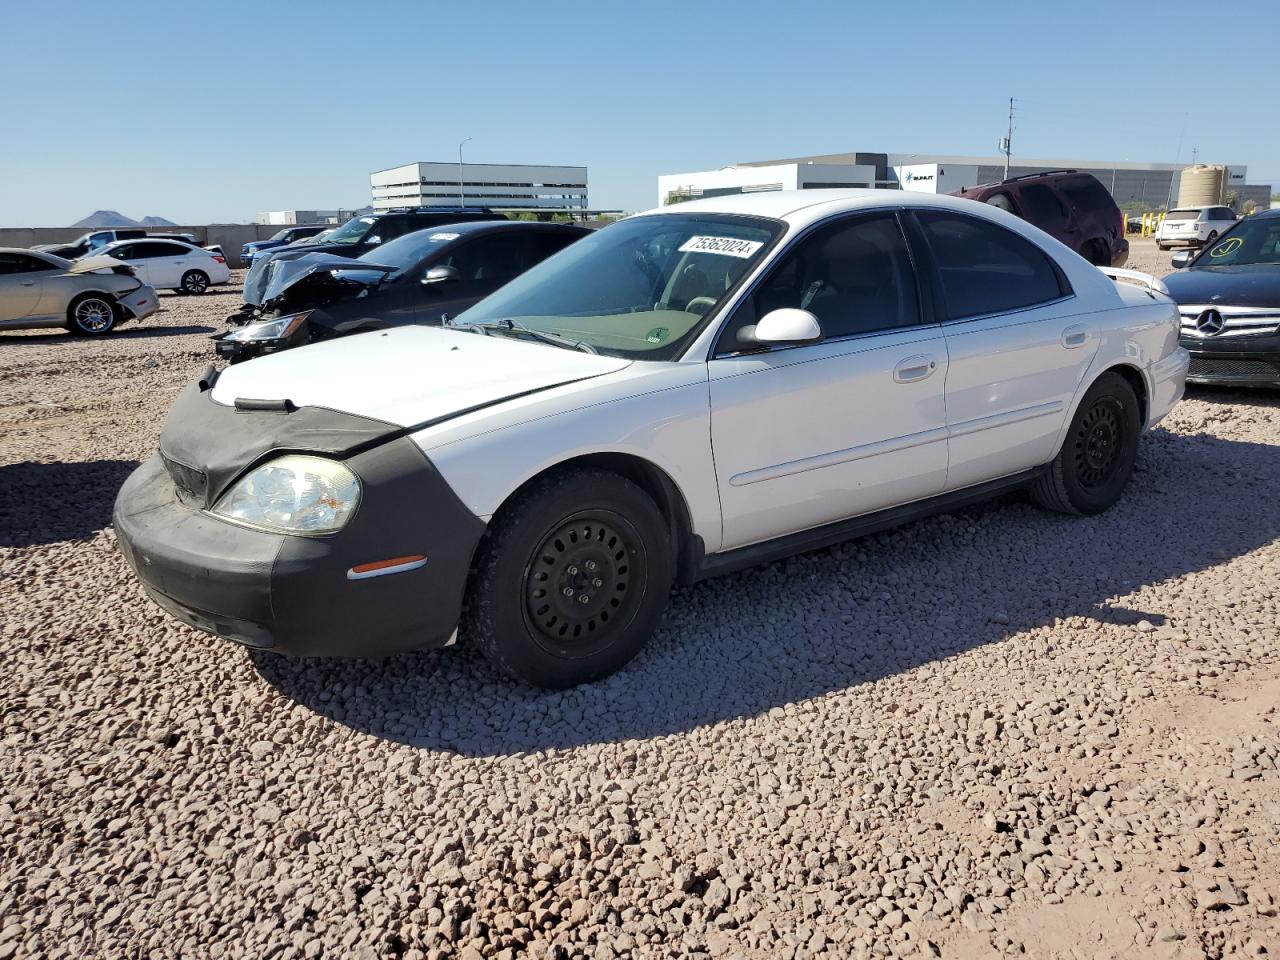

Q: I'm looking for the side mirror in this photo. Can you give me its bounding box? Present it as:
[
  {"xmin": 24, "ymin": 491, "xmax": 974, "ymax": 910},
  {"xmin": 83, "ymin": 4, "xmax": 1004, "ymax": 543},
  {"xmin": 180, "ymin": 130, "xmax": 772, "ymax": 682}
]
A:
[
  {"xmin": 1171, "ymin": 251, "xmax": 1193, "ymax": 269},
  {"xmin": 422, "ymin": 264, "xmax": 460, "ymax": 286},
  {"xmin": 736, "ymin": 308, "xmax": 823, "ymax": 349}
]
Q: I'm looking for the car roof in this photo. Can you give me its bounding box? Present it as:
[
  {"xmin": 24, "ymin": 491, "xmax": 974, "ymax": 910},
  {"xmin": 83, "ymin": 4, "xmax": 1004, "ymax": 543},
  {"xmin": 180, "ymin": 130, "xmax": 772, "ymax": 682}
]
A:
[
  {"xmin": 97, "ymin": 238, "xmax": 199, "ymax": 252},
  {"xmin": 640, "ymin": 188, "xmax": 1018, "ymax": 227},
  {"xmin": 407, "ymin": 219, "xmax": 586, "ymax": 238}
]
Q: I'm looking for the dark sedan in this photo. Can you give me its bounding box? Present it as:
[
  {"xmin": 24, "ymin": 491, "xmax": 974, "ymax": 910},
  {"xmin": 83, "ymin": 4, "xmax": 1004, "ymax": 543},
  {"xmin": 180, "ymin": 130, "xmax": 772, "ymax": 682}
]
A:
[
  {"xmin": 214, "ymin": 221, "xmax": 590, "ymax": 362},
  {"xmin": 1165, "ymin": 209, "xmax": 1280, "ymax": 388}
]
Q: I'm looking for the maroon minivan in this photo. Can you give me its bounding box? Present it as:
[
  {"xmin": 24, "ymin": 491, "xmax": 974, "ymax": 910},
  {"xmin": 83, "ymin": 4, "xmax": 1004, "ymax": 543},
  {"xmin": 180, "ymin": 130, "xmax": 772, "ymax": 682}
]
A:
[{"xmin": 952, "ymin": 170, "xmax": 1129, "ymax": 268}]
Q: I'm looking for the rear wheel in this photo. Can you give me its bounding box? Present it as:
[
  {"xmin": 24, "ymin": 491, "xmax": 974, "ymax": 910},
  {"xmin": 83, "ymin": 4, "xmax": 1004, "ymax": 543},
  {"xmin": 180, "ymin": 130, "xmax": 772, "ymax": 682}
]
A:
[
  {"xmin": 1156, "ymin": 242, "xmax": 1169, "ymax": 251},
  {"xmin": 1078, "ymin": 240, "xmax": 1107, "ymax": 266},
  {"xmin": 465, "ymin": 467, "xmax": 672, "ymax": 688},
  {"xmin": 1202, "ymin": 230, "xmax": 1218, "ymax": 248},
  {"xmin": 180, "ymin": 270, "xmax": 210, "ymax": 295},
  {"xmin": 66, "ymin": 294, "xmax": 117, "ymax": 335},
  {"xmin": 1032, "ymin": 372, "xmax": 1141, "ymax": 516}
]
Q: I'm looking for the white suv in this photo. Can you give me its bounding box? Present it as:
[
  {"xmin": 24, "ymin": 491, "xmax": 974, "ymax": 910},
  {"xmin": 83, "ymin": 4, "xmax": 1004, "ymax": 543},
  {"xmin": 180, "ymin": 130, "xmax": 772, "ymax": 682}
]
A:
[{"xmin": 1156, "ymin": 206, "xmax": 1237, "ymax": 250}]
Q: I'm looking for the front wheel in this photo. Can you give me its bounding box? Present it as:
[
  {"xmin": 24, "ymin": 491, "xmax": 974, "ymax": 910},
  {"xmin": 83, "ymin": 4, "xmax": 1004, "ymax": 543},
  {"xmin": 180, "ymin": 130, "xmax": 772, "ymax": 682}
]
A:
[
  {"xmin": 465, "ymin": 467, "xmax": 673, "ymax": 688},
  {"xmin": 1031, "ymin": 372, "xmax": 1141, "ymax": 516},
  {"xmin": 180, "ymin": 270, "xmax": 210, "ymax": 295}
]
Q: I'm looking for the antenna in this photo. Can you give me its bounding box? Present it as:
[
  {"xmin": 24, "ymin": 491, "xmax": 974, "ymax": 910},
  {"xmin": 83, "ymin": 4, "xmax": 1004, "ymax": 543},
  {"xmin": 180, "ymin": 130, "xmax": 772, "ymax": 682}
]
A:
[{"xmin": 998, "ymin": 97, "xmax": 1016, "ymax": 179}]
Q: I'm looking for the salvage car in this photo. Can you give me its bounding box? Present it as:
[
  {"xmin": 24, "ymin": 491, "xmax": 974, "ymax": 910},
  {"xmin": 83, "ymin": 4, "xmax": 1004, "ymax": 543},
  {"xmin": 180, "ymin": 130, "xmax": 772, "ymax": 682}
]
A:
[
  {"xmin": 1165, "ymin": 208, "xmax": 1280, "ymax": 387},
  {"xmin": 98, "ymin": 239, "xmax": 231, "ymax": 294},
  {"xmin": 214, "ymin": 221, "xmax": 590, "ymax": 362},
  {"xmin": 1156, "ymin": 206, "xmax": 1237, "ymax": 251},
  {"xmin": 241, "ymin": 225, "xmax": 330, "ymax": 266},
  {"xmin": 0, "ymin": 249, "xmax": 159, "ymax": 335},
  {"xmin": 952, "ymin": 170, "xmax": 1129, "ymax": 267},
  {"xmin": 114, "ymin": 190, "xmax": 1188, "ymax": 687}
]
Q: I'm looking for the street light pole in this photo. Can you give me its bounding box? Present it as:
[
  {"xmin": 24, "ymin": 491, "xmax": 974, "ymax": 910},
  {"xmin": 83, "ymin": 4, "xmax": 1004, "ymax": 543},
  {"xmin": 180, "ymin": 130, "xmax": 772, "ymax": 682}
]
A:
[{"xmin": 458, "ymin": 137, "xmax": 473, "ymax": 208}]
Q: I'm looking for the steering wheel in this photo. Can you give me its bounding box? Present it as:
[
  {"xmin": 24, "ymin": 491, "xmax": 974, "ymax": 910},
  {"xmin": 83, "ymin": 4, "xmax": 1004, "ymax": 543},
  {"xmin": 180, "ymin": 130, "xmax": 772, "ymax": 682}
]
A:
[{"xmin": 685, "ymin": 296, "xmax": 718, "ymax": 316}]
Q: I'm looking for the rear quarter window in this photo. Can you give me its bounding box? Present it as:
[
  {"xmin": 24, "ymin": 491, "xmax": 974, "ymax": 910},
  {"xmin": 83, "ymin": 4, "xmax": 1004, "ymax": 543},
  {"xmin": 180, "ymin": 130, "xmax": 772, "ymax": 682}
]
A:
[{"xmin": 1057, "ymin": 177, "xmax": 1117, "ymax": 213}]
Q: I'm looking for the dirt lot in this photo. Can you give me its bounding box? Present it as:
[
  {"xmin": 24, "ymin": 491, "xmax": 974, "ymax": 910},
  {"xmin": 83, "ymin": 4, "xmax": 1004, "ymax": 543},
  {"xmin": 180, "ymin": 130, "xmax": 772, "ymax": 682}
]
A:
[{"xmin": 2, "ymin": 258, "xmax": 1278, "ymax": 960}]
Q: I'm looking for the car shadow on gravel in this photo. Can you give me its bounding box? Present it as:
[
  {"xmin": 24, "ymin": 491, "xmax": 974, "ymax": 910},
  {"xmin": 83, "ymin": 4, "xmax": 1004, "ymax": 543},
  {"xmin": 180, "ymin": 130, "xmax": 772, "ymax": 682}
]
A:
[
  {"xmin": 0, "ymin": 460, "xmax": 138, "ymax": 547},
  {"xmin": 0, "ymin": 325, "xmax": 214, "ymax": 344},
  {"xmin": 252, "ymin": 428, "xmax": 1280, "ymax": 757}
]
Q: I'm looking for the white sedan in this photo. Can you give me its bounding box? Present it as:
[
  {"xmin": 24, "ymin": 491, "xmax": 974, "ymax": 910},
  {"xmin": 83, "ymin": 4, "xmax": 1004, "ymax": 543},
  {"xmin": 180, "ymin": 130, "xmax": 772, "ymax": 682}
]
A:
[
  {"xmin": 97, "ymin": 238, "xmax": 231, "ymax": 294},
  {"xmin": 114, "ymin": 190, "xmax": 1188, "ymax": 687}
]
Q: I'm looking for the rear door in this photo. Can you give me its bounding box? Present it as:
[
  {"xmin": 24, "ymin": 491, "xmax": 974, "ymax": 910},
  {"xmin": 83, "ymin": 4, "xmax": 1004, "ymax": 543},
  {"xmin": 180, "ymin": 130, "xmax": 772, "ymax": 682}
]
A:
[
  {"xmin": 707, "ymin": 211, "xmax": 949, "ymax": 550},
  {"xmin": 0, "ymin": 253, "xmax": 47, "ymax": 321},
  {"xmin": 141, "ymin": 241, "xmax": 194, "ymax": 288},
  {"xmin": 908, "ymin": 209, "xmax": 1095, "ymax": 491}
]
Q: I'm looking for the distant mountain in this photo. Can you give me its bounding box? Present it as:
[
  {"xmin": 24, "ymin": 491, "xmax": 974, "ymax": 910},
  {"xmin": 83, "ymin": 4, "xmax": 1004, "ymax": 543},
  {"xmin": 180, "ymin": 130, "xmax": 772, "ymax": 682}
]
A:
[
  {"xmin": 68, "ymin": 211, "xmax": 181, "ymax": 228},
  {"xmin": 71, "ymin": 210, "xmax": 139, "ymax": 228}
]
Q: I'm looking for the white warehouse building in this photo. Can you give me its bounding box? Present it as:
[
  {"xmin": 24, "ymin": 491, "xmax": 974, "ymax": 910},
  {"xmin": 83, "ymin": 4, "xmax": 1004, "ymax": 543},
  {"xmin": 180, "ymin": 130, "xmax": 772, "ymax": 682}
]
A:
[{"xmin": 371, "ymin": 162, "xmax": 588, "ymax": 216}]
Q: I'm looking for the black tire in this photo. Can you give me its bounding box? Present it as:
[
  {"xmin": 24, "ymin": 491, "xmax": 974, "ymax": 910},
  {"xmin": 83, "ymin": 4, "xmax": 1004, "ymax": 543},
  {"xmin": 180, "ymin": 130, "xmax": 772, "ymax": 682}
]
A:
[
  {"xmin": 1032, "ymin": 372, "xmax": 1141, "ymax": 516},
  {"xmin": 465, "ymin": 467, "xmax": 673, "ymax": 688},
  {"xmin": 180, "ymin": 270, "xmax": 210, "ymax": 295},
  {"xmin": 1078, "ymin": 240, "xmax": 1106, "ymax": 266},
  {"xmin": 66, "ymin": 294, "xmax": 118, "ymax": 336},
  {"xmin": 1203, "ymin": 231, "xmax": 1218, "ymax": 248},
  {"xmin": 1156, "ymin": 243, "xmax": 1168, "ymax": 251}
]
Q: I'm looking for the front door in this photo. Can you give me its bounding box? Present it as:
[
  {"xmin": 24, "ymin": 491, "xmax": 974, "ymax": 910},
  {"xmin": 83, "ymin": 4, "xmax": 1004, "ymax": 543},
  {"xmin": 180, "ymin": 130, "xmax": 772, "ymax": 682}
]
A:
[
  {"xmin": 907, "ymin": 209, "xmax": 1100, "ymax": 491},
  {"xmin": 708, "ymin": 212, "xmax": 949, "ymax": 551}
]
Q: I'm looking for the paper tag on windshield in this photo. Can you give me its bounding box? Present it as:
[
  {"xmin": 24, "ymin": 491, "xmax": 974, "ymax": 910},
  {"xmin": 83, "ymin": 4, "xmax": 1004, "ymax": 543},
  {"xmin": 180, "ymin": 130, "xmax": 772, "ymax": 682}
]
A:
[
  {"xmin": 428, "ymin": 232, "xmax": 460, "ymax": 242},
  {"xmin": 678, "ymin": 236, "xmax": 764, "ymax": 259}
]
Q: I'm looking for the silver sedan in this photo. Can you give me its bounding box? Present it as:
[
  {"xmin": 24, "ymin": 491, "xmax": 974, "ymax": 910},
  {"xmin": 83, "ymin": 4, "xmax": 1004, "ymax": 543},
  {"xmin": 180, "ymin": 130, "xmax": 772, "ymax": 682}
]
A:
[{"xmin": 0, "ymin": 248, "xmax": 159, "ymax": 335}]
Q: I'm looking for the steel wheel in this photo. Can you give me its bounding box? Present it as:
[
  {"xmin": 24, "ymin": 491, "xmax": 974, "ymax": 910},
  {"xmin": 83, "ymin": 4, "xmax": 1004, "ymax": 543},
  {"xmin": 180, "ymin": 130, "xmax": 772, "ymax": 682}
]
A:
[
  {"xmin": 522, "ymin": 510, "xmax": 645, "ymax": 659},
  {"xmin": 181, "ymin": 270, "xmax": 209, "ymax": 294},
  {"xmin": 1072, "ymin": 399, "xmax": 1123, "ymax": 488},
  {"xmin": 72, "ymin": 296, "xmax": 116, "ymax": 334}
]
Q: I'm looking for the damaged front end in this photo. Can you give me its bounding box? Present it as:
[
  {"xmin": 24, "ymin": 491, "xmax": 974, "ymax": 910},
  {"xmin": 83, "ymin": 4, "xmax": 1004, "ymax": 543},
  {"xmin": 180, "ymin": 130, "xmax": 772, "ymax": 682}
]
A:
[{"xmin": 216, "ymin": 254, "xmax": 395, "ymax": 363}]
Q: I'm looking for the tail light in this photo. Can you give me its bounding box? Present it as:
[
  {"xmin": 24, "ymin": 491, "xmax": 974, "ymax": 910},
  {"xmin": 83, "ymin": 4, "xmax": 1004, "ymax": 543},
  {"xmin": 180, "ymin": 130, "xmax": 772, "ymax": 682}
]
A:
[{"xmin": 212, "ymin": 255, "xmax": 226, "ymax": 264}]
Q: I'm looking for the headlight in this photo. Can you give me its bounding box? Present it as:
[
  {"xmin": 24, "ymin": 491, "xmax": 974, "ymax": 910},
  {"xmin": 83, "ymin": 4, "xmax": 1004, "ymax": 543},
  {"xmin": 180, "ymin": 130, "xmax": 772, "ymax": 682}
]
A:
[
  {"xmin": 211, "ymin": 455, "xmax": 360, "ymax": 534},
  {"xmin": 223, "ymin": 311, "xmax": 312, "ymax": 342}
]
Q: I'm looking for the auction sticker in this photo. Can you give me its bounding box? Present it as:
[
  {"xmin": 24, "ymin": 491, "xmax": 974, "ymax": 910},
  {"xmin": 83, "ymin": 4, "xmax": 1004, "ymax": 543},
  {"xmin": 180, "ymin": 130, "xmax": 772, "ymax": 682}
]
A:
[{"xmin": 678, "ymin": 236, "xmax": 764, "ymax": 259}]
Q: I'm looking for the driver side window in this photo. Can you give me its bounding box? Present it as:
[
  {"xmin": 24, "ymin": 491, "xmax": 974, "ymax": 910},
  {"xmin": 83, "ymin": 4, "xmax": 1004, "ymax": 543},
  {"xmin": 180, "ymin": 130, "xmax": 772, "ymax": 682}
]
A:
[{"xmin": 717, "ymin": 213, "xmax": 921, "ymax": 352}]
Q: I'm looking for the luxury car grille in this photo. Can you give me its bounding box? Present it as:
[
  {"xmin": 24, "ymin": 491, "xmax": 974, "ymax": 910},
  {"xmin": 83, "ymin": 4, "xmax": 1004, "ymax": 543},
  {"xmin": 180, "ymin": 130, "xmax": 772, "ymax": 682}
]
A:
[
  {"xmin": 1179, "ymin": 305, "xmax": 1280, "ymax": 339},
  {"xmin": 160, "ymin": 452, "xmax": 208, "ymax": 502},
  {"xmin": 1187, "ymin": 357, "xmax": 1280, "ymax": 381}
]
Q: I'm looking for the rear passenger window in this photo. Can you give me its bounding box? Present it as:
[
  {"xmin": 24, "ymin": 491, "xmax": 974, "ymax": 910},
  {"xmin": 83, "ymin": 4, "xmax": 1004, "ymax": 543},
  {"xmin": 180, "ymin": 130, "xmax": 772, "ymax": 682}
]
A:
[
  {"xmin": 1058, "ymin": 177, "xmax": 1116, "ymax": 213},
  {"xmin": 1017, "ymin": 184, "xmax": 1066, "ymax": 222},
  {"xmin": 916, "ymin": 211, "xmax": 1068, "ymax": 320}
]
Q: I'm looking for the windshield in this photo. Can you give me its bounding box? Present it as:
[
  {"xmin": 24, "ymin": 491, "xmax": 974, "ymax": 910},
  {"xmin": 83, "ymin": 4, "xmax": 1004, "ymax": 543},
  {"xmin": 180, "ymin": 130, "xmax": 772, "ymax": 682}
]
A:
[
  {"xmin": 1192, "ymin": 218, "xmax": 1280, "ymax": 268},
  {"xmin": 1165, "ymin": 209, "xmax": 1200, "ymax": 221},
  {"xmin": 453, "ymin": 213, "xmax": 783, "ymax": 360},
  {"xmin": 357, "ymin": 228, "xmax": 461, "ymax": 276},
  {"xmin": 325, "ymin": 216, "xmax": 376, "ymax": 246},
  {"xmin": 269, "ymin": 228, "xmax": 294, "ymax": 242}
]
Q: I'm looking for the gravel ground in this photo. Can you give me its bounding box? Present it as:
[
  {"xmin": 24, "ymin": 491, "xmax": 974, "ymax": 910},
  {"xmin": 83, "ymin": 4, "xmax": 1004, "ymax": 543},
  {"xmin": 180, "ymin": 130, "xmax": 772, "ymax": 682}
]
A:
[{"xmin": 2, "ymin": 260, "xmax": 1278, "ymax": 960}]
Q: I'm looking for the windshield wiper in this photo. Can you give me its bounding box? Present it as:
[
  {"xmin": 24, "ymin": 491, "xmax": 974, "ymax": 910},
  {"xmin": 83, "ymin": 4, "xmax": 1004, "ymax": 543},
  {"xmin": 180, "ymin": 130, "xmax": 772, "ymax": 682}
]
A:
[{"xmin": 457, "ymin": 319, "xmax": 597, "ymax": 354}]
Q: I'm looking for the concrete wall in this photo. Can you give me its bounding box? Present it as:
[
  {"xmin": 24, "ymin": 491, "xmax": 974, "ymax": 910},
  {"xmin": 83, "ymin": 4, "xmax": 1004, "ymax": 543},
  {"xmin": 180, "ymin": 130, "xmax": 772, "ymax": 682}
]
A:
[{"xmin": 0, "ymin": 224, "xmax": 299, "ymax": 268}]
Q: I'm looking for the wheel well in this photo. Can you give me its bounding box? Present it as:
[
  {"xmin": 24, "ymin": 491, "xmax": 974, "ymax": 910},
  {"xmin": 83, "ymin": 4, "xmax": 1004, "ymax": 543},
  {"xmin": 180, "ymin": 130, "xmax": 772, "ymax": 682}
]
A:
[
  {"xmin": 66, "ymin": 291, "xmax": 120, "ymax": 321},
  {"xmin": 486, "ymin": 453, "xmax": 700, "ymax": 584},
  {"xmin": 1102, "ymin": 363, "xmax": 1148, "ymax": 426}
]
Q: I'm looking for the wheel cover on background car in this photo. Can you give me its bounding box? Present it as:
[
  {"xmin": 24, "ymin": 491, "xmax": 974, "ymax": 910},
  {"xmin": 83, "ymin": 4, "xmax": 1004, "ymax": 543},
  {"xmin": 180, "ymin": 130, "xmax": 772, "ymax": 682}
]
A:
[
  {"xmin": 75, "ymin": 298, "xmax": 114, "ymax": 332},
  {"xmin": 183, "ymin": 272, "xmax": 208, "ymax": 293},
  {"xmin": 522, "ymin": 509, "xmax": 647, "ymax": 659}
]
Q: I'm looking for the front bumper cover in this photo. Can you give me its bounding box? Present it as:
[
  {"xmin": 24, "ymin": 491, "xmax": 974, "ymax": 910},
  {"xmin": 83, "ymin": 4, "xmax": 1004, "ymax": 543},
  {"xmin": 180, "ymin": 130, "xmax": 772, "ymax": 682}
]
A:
[
  {"xmin": 1181, "ymin": 335, "xmax": 1280, "ymax": 387},
  {"xmin": 113, "ymin": 385, "xmax": 487, "ymax": 657}
]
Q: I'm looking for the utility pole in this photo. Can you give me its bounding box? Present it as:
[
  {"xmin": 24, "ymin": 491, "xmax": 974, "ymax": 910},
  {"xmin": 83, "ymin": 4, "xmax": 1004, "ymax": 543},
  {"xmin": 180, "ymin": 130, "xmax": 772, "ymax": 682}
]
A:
[
  {"xmin": 458, "ymin": 137, "xmax": 473, "ymax": 208},
  {"xmin": 999, "ymin": 97, "xmax": 1015, "ymax": 180}
]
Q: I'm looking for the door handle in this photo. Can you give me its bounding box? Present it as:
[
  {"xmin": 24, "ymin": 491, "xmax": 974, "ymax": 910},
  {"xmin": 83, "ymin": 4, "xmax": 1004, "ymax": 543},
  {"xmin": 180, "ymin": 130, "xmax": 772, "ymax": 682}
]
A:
[
  {"xmin": 1061, "ymin": 324, "xmax": 1088, "ymax": 348},
  {"xmin": 21, "ymin": 281, "xmax": 36, "ymax": 286},
  {"xmin": 893, "ymin": 354, "xmax": 938, "ymax": 383}
]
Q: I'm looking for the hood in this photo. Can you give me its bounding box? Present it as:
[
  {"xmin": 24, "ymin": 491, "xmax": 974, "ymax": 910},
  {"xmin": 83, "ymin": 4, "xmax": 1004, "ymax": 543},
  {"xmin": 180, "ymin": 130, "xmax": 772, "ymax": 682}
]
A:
[
  {"xmin": 243, "ymin": 251, "xmax": 395, "ymax": 308},
  {"xmin": 209, "ymin": 325, "xmax": 632, "ymax": 427},
  {"xmin": 1163, "ymin": 264, "xmax": 1280, "ymax": 308},
  {"xmin": 68, "ymin": 255, "xmax": 125, "ymax": 275}
]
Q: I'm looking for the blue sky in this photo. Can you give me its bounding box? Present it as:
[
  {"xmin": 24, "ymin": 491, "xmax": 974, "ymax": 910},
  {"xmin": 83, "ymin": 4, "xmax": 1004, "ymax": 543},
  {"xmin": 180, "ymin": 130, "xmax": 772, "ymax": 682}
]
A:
[{"xmin": 1, "ymin": 0, "xmax": 1276, "ymax": 226}]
